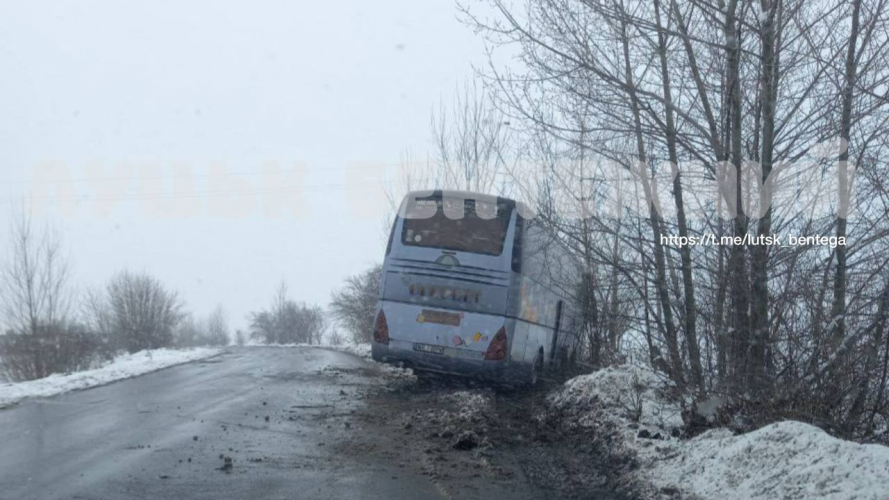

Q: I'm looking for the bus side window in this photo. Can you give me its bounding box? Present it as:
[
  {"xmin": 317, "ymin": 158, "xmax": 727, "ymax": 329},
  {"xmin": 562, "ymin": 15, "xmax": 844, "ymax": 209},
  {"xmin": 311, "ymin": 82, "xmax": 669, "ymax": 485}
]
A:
[{"xmin": 511, "ymin": 215, "xmax": 524, "ymax": 272}]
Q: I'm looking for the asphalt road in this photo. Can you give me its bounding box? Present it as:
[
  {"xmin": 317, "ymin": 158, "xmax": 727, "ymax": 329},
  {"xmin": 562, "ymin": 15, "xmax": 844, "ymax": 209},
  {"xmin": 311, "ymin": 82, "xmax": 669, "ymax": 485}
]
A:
[{"xmin": 0, "ymin": 347, "xmax": 448, "ymax": 500}]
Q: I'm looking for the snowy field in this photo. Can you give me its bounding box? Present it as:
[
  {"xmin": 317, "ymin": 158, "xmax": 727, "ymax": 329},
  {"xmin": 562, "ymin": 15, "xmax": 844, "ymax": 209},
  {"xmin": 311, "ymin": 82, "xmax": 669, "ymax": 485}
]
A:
[
  {"xmin": 0, "ymin": 348, "xmax": 220, "ymax": 408},
  {"xmin": 550, "ymin": 365, "xmax": 889, "ymax": 500}
]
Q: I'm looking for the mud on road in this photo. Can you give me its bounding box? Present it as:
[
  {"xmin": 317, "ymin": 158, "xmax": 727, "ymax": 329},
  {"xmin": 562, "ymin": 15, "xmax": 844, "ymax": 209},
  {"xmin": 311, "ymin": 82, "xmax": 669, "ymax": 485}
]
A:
[{"xmin": 343, "ymin": 367, "xmax": 643, "ymax": 500}]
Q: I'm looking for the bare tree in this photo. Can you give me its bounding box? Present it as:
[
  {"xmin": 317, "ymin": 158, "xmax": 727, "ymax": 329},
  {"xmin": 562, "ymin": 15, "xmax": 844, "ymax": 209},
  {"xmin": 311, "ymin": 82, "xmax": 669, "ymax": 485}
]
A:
[
  {"xmin": 234, "ymin": 329, "xmax": 247, "ymax": 346},
  {"xmin": 329, "ymin": 264, "xmax": 382, "ymax": 344},
  {"xmin": 105, "ymin": 270, "xmax": 184, "ymax": 353},
  {"xmin": 205, "ymin": 304, "xmax": 230, "ymax": 346},
  {"xmin": 249, "ymin": 282, "xmax": 326, "ymax": 345},
  {"xmin": 173, "ymin": 314, "xmax": 205, "ymax": 348},
  {"xmin": 458, "ymin": 0, "xmax": 889, "ymax": 438},
  {"xmin": 1, "ymin": 208, "xmax": 72, "ymax": 336},
  {"xmin": 326, "ymin": 329, "xmax": 345, "ymax": 346},
  {"xmin": 0, "ymin": 209, "xmax": 83, "ymax": 381},
  {"xmin": 431, "ymin": 80, "xmax": 510, "ymax": 193}
]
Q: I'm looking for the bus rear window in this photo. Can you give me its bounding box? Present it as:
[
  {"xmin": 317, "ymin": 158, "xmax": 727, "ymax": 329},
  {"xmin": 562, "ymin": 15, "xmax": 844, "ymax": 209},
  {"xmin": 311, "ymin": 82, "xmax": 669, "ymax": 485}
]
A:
[{"xmin": 401, "ymin": 197, "xmax": 512, "ymax": 256}]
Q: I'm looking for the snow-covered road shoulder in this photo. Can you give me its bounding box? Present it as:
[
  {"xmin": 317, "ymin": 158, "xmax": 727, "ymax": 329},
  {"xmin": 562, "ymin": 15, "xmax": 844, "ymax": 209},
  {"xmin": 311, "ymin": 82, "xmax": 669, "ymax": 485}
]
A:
[
  {"xmin": 548, "ymin": 366, "xmax": 889, "ymax": 500},
  {"xmin": 241, "ymin": 342, "xmax": 413, "ymax": 381},
  {"xmin": 0, "ymin": 348, "xmax": 221, "ymax": 408},
  {"xmin": 319, "ymin": 342, "xmax": 372, "ymax": 359},
  {"xmin": 652, "ymin": 421, "xmax": 889, "ymax": 500},
  {"xmin": 242, "ymin": 341, "xmax": 371, "ymax": 359}
]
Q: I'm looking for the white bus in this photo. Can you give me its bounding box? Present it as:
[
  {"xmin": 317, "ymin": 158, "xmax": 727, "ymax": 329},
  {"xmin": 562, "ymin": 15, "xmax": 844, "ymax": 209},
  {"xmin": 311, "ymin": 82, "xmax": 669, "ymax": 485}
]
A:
[{"xmin": 371, "ymin": 190, "xmax": 580, "ymax": 386}]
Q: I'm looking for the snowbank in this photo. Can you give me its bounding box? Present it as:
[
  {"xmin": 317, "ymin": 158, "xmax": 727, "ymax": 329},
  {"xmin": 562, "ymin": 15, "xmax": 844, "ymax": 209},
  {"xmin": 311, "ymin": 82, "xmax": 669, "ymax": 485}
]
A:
[
  {"xmin": 243, "ymin": 342, "xmax": 411, "ymax": 381},
  {"xmin": 0, "ymin": 347, "xmax": 220, "ymax": 408},
  {"xmin": 651, "ymin": 421, "xmax": 889, "ymax": 500},
  {"xmin": 242, "ymin": 341, "xmax": 372, "ymax": 359},
  {"xmin": 323, "ymin": 342, "xmax": 371, "ymax": 359},
  {"xmin": 549, "ymin": 365, "xmax": 889, "ymax": 500},
  {"xmin": 549, "ymin": 364, "xmax": 683, "ymax": 434}
]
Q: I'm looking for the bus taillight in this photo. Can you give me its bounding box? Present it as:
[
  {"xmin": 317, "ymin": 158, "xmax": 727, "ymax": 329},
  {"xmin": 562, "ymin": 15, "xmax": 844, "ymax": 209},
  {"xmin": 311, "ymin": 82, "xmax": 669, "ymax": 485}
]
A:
[
  {"xmin": 484, "ymin": 326, "xmax": 508, "ymax": 361},
  {"xmin": 373, "ymin": 310, "xmax": 390, "ymax": 345}
]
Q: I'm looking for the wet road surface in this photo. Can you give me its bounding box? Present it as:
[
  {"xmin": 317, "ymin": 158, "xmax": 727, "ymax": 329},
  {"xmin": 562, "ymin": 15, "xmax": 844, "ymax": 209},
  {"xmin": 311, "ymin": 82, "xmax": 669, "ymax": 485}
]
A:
[
  {"xmin": 0, "ymin": 347, "xmax": 450, "ymax": 500},
  {"xmin": 0, "ymin": 347, "xmax": 574, "ymax": 500}
]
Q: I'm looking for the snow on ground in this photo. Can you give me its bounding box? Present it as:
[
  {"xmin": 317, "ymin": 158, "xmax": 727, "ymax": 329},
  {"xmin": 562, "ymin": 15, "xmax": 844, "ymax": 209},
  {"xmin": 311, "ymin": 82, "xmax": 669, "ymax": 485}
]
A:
[
  {"xmin": 320, "ymin": 343, "xmax": 416, "ymax": 381},
  {"xmin": 243, "ymin": 342, "xmax": 412, "ymax": 380},
  {"xmin": 323, "ymin": 342, "xmax": 371, "ymax": 359},
  {"xmin": 549, "ymin": 365, "xmax": 889, "ymax": 500},
  {"xmin": 651, "ymin": 421, "xmax": 889, "ymax": 500},
  {"xmin": 549, "ymin": 364, "xmax": 684, "ymax": 437},
  {"xmin": 442, "ymin": 390, "xmax": 492, "ymax": 421},
  {"xmin": 0, "ymin": 348, "xmax": 220, "ymax": 408},
  {"xmin": 242, "ymin": 341, "xmax": 371, "ymax": 359}
]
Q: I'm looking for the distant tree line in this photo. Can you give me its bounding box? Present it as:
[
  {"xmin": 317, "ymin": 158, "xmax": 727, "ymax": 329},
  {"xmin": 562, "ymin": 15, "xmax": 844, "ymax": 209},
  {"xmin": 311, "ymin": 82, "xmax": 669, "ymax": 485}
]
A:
[{"xmin": 0, "ymin": 211, "xmax": 232, "ymax": 382}]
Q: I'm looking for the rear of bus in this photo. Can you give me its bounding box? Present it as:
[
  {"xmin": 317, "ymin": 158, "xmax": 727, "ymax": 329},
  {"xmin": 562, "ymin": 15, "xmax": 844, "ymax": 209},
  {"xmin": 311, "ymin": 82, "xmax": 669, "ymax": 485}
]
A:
[{"xmin": 371, "ymin": 190, "xmax": 524, "ymax": 381}]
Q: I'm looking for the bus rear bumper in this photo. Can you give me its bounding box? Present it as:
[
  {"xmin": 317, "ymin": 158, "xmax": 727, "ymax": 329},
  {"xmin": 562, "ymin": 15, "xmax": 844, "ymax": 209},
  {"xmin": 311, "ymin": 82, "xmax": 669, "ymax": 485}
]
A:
[{"xmin": 372, "ymin": 340, "xmax": 519, "ymax": 381}]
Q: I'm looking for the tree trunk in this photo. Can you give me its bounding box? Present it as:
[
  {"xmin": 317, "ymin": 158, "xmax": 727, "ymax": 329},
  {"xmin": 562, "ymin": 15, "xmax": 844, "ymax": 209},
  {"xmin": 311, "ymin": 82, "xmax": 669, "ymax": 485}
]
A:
[
  {"xmin": 618, "ymin": 1, "xmax": 685, "ymax": 387},
  {"xmin": 749, "ymin": 0, "xmax": 781, "ymax": 395},
  {"xmin": 830, "ymin": 0, "xmax": 861, "ymax": 352},
  {"xmin": 725, "ymin": 0, "xmax": 751, "ymax": 393},
  {"xmin": 654, "ymin": 0, "xmax": 703, "ymax": 394}
]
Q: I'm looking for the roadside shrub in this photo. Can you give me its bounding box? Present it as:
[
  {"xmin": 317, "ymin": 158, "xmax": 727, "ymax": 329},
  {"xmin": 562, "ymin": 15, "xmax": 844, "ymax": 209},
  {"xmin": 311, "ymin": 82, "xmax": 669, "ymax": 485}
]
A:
[
  {"xmin": 329, "ymin": 264, "xmax": 381, "ymax": 343},
  {"xmin": 173, "ymin": 307, "xmax": 230, "ymax": 348},
  {"xmin": 0, "ymin": 322, "xmax": 114, "ymax": 382},
  {"xmin": 249, "ymin": 282, "xmax": 326, "ymax": 345},
  {"xmin": 104, "ymin": 270, "xmax": 184, "ymax": 353}
]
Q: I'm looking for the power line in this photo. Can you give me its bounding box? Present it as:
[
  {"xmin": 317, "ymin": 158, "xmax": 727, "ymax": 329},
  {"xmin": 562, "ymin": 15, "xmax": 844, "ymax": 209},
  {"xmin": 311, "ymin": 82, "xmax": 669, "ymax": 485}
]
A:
[
  {"xmin": 15, "ymin": 178, "xmax": 433, "ymax": 203},
  {"xmin": 0, "ymin": 162, "xmax": 412, "ymax": 186}
]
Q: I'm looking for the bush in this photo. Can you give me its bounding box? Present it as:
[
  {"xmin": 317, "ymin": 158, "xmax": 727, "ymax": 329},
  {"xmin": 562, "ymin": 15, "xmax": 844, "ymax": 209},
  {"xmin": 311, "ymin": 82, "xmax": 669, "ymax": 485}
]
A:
[
  {"xmin": 105, "ymin": 270, "xmax": 184, "ymax": 353},
  {"xmin": 329, "ymin": 264, "xmax": 381, "ymax": 343},
  {"xmin": 249, "ymin": 283, "xmax": 326, "ymax": 345},
  {"xmin": 173, "ymin": 306, "xmax": 230, "ymax": 348},
  {"xmin": 0, "ymin": 322, "xmax": 114, "ymax": 382}
]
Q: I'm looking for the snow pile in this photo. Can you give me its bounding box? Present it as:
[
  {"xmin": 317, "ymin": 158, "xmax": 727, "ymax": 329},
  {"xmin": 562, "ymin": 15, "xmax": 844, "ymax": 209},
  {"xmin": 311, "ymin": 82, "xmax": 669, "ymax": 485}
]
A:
[
  {"xmin": 411, "ymin": 390, "xmax": 493, "ymax": 431},
  {"xmin": 432, "ymin": 390, "xmax": 493, "ymax": 439},
  {"xmin": 0, "ymin": 347, "xmax": 220, "ymax": 408},
  {"xmin": 245, "ymin": 342, "xmax": 409, "ymax": 381},
  {"xmin": 549, "ymin": 365, "xmax": 683, "ymax": 435},
  {"xmin": 374, "ymin": 361, "xmax": 416, "ymax": 382},
  {"xmin": 443, "ymin": 390, "xmax": 492, "ymax": 421},
  {"xmin": 410, "ymin": 390, "xmax": 494, "ymax": 447},
  {"xmin": 650, "ymin": 421, "xmax": 889, "ymax": 500},
  {"xmin": 549, "ymin": 366, "xmax": 889, "ymax": 500},
  {"xmin": 242, "ymin": 341, "xmax": 372, "ymax": 359},
  {"xmin": 324, "ymin": 343, "xmax": 371, "ymax": 359}
]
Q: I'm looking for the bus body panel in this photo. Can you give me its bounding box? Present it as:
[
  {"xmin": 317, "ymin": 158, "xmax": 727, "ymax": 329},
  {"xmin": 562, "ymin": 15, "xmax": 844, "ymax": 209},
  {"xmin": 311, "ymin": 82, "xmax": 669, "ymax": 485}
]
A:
[
  {"xmin": 372, "ymin": 300, "xmax": 517, "ymax": 377},
  {"xmin": 514, "ymin": 319, "xmax": 553, "ymax": 366},
  {"xmin": 382, "ymin": 260, "xmax": 510, "ymax": 317},
  {"xmin": 508, "ymin": 316, "xmax": 530, "ymax": 364}
]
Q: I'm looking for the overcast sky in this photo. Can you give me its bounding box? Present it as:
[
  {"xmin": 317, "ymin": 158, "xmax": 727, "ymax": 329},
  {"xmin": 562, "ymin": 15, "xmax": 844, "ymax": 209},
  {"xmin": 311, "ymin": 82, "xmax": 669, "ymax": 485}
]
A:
[{"xmin": 0, "ymin": 1, "xmax": 488, "ymax": 331}]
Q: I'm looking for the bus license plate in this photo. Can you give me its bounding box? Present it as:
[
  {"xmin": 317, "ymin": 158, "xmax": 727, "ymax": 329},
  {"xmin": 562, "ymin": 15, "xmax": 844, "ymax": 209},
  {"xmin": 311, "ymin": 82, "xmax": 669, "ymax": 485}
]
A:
[{"xmin": 413, "ymin": 343, "xmax": 445, "ymax": 355}]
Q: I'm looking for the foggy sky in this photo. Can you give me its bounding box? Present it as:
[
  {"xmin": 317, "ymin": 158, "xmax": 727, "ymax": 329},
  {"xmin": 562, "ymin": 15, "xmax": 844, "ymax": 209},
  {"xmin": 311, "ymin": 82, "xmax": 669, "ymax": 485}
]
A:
[{"xmin": 0, "ymin": 1, "xmax": 486, "ymax": 332}]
